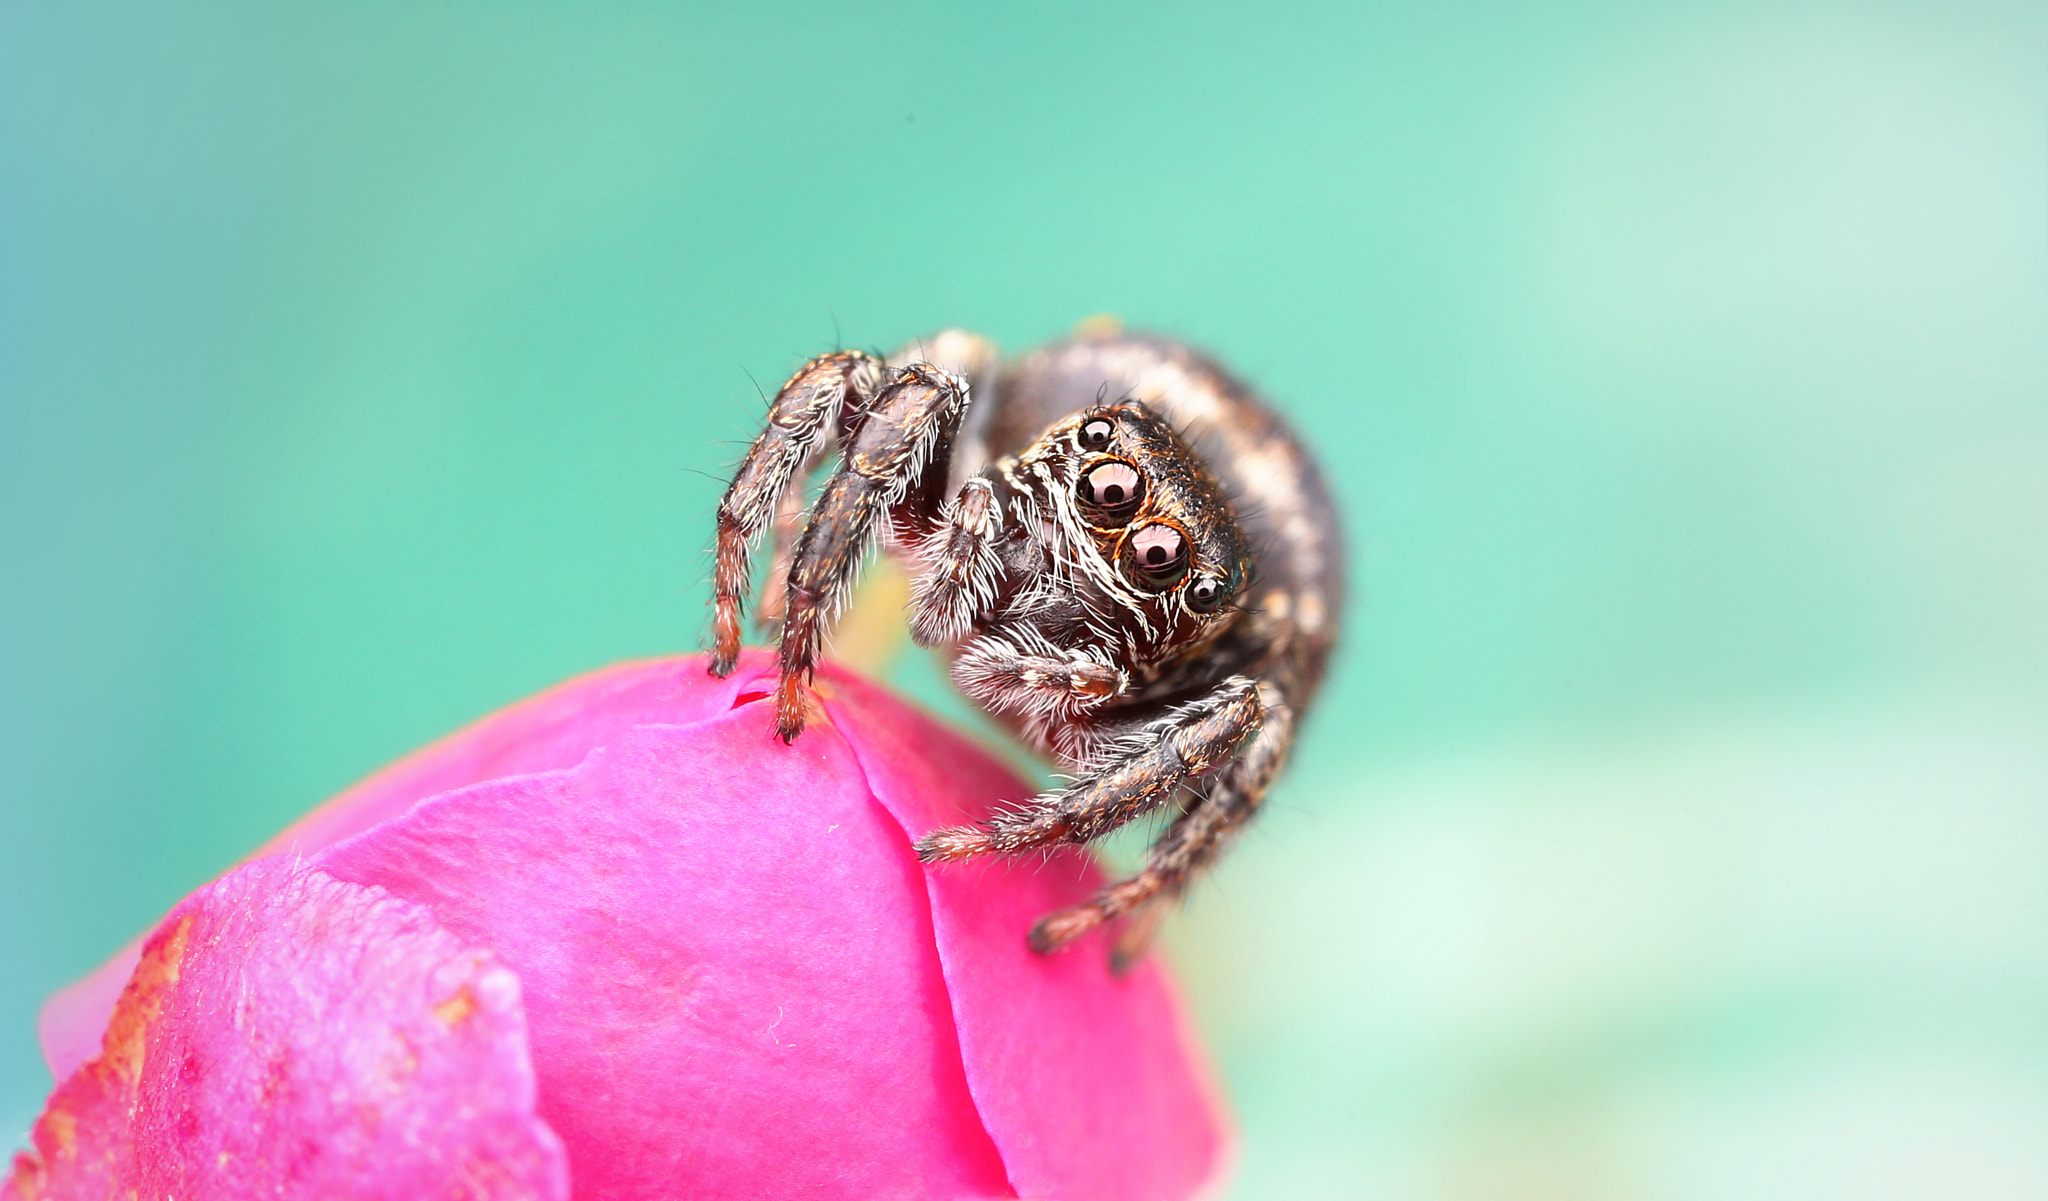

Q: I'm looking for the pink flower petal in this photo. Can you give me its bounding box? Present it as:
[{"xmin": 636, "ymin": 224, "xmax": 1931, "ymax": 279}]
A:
[
  {"xmin": 313, "ymin": 690, "xmax": 1015, "ymax": 1199},
  {"xmin": 39, "ymin": 659, "xmax": 757, "ymax": 1082},
  {"xmin": 35, "ymin": 964, "xmax": 137, "ymax": 1097},
  {"xmin": 29, "ymin": 652, "xmax": 1230, "ymax": 1200},
  {"xmin": 818, "ymin": 670, "xmax": 1234, "ymax": 1201},
  {"xmin": 7, "ymin": 858, "xmax": 566, "ymax": 1201}
]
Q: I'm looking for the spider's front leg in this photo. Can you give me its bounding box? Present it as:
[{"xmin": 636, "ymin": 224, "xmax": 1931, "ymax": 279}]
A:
[
  {"xmin": 711, "ymin": 350, "xmax": 884, "ymax": 676},
  {"xmin": 772, "ymin": 363, "xmax": 969, "ymax": 740},
  {"xmin": 915, "ymin": 673, "xmax": 1264, "ymax": 867}
]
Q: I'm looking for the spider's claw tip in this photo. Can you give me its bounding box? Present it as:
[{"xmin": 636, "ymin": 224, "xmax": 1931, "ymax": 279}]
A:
[
  {"xmin": 1026, "ymin": 905, "xmax": 1103, "ymax": 956},
  {"xmin": 772, "ymin": 673, "xmax": 810, "ymax": 742}
]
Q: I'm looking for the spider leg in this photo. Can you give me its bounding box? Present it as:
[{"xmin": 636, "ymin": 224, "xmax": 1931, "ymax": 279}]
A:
[
  {"xmin": 711, "ymin": 350, "xmax": 884, "ymax": 676},
  {"xmin": 888, "ymin": 329, "xmax": 1001, "ymax": 492},
  {"xmin": 1032, "ymin": 784, "xmax": 1255, "ymax": 959},
  {"xmin": 915, "ymin": 675, "xmax": 1263, "ymax": 862},
  {"xmin": 1039, "ymin": 683, "xmax": 1296, "ymax": 964},
  {"xmin": 774, "ymin": 363, "xmax": 970, "ymax": 740},
  {"xmin": 1108, "ymin": 897, "xmax": 1174, "ymax": 973},
  {"xmin": 753, "ymin": 477, "xmax": 812, "ymax": 634}
]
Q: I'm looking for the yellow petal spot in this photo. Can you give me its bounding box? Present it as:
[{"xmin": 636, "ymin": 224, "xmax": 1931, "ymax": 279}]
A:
[
  {"xmin": 103, "ymin": 915, "xmax": 192, "ymax": 1084},
  {"xmin": 432, "ymin": 985, "xmax": 477, "ymax": 1027},
  {"xmin": 44, "ymin": 1108, "xmax": 76, "ymax": 1161}
]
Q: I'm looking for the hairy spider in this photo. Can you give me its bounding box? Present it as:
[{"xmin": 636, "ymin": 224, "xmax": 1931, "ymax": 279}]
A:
[{"xmin": 708, "ymin": 322, "xmax": 1341, "ymax": 969}]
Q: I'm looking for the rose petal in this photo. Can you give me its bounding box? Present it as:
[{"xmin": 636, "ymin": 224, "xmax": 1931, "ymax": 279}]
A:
[
  {"xmin": 34, "ymin": 963, "xmax": 138, "ymax": 1097},
  {"xmin": 818, "ymin": 668, "xmax": 1234, "ymax": 1201},
  {"xmin": 313, "ymin": 682, "xmax": 1015, "ymax": 1199},
  {"xmin": 33, "ymin": 652, "xmax": 1231, "ymax": 1201},
  {"xmin": 39, "ymin": 659, "xmax": 757, "ymax": 1082},
  {"xmin": 246, "ymin": 658, "xmax": 758, "ymax": 863},
  {"xmin": 8, "ymin": 858, "xmax": 566, "ymax": 1201}
]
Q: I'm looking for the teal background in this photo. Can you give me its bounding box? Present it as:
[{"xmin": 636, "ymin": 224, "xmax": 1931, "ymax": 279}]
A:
[{"xmin": 3, "ymin": 2, "xmax": 2045, "ymax": 1195}]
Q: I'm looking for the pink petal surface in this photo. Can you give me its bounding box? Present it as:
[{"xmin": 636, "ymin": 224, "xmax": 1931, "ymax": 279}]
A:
[
  {"xmin": 8, "ymin": 858, "xmax": 566, "ymax": 1201},
  {"xmin": 821, "ymin": 674, "xmax": 1234, "ymax": 1201},
  {"xmin": 314, "ymin": 698, "xmax": 1015, "ymax": 1199},
  {"xmin": 29, "ymin": 652, "xmax": 1230, "ymax": 1201},
  {"xmin": 39, "ymin": 659, "xmax": 758, "ymax": 1081}
]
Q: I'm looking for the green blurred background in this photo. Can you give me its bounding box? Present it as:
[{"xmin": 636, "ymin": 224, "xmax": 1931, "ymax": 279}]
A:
[{"xmin": 3, "ymin": 1, "xmax": 2044, "ymax": 1195}]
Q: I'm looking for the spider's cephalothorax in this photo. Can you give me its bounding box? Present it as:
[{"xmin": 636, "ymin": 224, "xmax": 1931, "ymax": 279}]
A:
[{"xmin": 708, "ymin": 324, "xmax": 1341, "ymax": 969}]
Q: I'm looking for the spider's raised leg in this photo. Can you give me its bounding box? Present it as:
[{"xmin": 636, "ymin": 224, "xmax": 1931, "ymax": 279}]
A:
[
  {"xmin": 915, "ymin": 674, "xmax": 1264, "ymax": 862},
  {"xmin": 711, "ymin": 350, "xmax": 884, "ymax": 676},
  {"xmin": 1041, "ymin": 684, "xmax": 1296, "ymax": 966},
  {"xmin": 756, "ymin": 331, "xmax": 1000, "ymax": 641},
  {"xmin": 773, "ymin": 363, "xmax": 970, "ymax": 740}
]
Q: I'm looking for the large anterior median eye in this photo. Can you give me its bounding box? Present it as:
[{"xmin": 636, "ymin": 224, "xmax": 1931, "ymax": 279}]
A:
[
  {"xmin": 1123, "ymin": 522, "xmax": 1189, "ymax": 589},
  {"xmin": 1079, "ymin": 460, "xmax": 1145, "ymax": 526}
]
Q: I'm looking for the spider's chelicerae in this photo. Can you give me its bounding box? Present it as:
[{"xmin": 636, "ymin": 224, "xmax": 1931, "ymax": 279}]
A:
[{"xmin": 708, "ymin": 324, "xmax": 1341, "ymax": 969}]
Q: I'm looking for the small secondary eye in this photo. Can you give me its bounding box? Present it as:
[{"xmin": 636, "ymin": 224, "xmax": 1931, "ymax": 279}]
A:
[
  {"xmin": 1079, "ymin": 460, "xmax": 1145, "ymax": 526},
  {"xmin": 1124, "ymin": 522, "xmax": 1189, "ymax": 589},
  {"xmin": 1186, "ymin": 576, "xmax": 1228, "ymax": 614},
  {"xmin": 1078, "ymin": 418, "xmax": 1115, "ymax": 449}
]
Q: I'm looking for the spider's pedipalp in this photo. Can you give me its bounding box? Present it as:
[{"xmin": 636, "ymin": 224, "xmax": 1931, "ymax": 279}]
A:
[
  {"xmin": 949, "ymin": 628, "xmax": 1127, "ymax": 720},
  {"xmin": 908, "ymin": 476, "xmax": 1007, "ymax": 646}
]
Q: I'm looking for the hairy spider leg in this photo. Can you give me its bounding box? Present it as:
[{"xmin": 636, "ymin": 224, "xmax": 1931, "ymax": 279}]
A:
[
  {"xmin": 1044, "ymin": 682, "xmax": 1295, "ymax": 965},
  {"xmin": 914, "ymin": 674, "xmax": 1263, "ymax": 864},
  {"xmin": 730, "ymin": 330, "xmax": 1002, "ymax": 650},
  {"xmin": 711, "ymin": 350, "xmax": 884, "ymax": 676},
  {"xmin": 774, "ymin": 364, "xmax": 969, "ymax": 741}
]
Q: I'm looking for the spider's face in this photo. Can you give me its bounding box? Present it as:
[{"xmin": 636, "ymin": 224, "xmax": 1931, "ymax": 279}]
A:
[{"xmin": 1037, "ymin": 402, "xmax": 1253, "ymax": 649}]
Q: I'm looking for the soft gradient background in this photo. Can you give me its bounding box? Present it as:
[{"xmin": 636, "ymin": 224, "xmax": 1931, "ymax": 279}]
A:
[{"xmin": 3, "ymin": 3, "xmax": 2044, "ymax": 1197}]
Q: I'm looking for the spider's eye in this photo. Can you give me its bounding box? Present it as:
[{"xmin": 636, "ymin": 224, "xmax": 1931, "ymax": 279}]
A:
[
  {"xmin": 1078, "ymin": 418, "xmax": 1115, "ymax": 450},
  {"xmin": 1123, "ymin": 522, "xmax": 1189, "ymax": 590},
  {"xmin": 1186, "ymin": 576, "xmax": 1229, "ymax": 614},
  {"xmin": 1079, "ymin": 460, "xmax": 1145, "ymax": 526}
]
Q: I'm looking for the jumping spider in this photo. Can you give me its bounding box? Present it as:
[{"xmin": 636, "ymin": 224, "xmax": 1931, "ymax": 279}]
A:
[{"xmin": 709, "ymin": 324, "xmax": 1341, "ymax": 968}]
